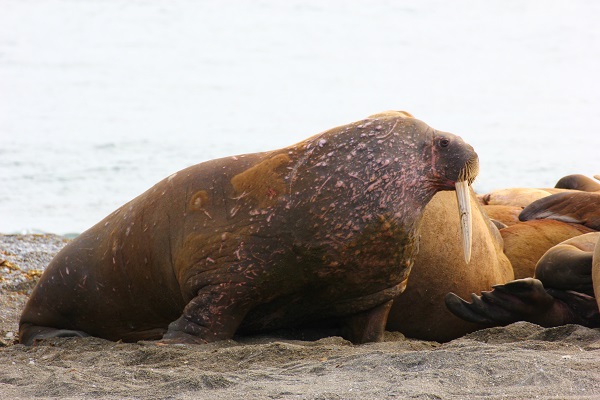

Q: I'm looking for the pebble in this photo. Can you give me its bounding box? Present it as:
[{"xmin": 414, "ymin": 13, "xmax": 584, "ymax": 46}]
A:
[{"xmin": 0, "ymin": 234, "xmax": 70, "ymax": 293}]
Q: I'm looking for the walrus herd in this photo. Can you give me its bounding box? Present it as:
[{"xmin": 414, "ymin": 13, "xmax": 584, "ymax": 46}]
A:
[
  {"xmin": 18, "ymin": 111, "xmax": 600, "ymax": 345},
  {"xmin": 446, "ymin": 181, "xmax": 600, "ymax": 331}
]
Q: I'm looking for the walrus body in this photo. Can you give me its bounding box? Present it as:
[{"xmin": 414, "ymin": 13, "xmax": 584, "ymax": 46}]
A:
[
  {"xmin": 20, "ymin": 114, "xmax": 479, "ymax": 345},
  {"xmin": 479, "ymin": 188, "xmax": 555, "ymax": 208},
  {"xmin": 499, "ymin": 220, "xmax": 593, "ymax": 279},
  {"xmin": 481, "ymin": 204, "xmax": 522, "ymax": 227},
  {"xmin": 386, "ymin": 190, "xmax": 513, "ymax": 342},
  {"xmin": 446, "ymin": 233, "xmax": 600, "ymax": 328},
  {"xmin": 554, "ymin": 174, "xmax": 600, "ymax": 192},
  {"xmin": 520, "ymin": 191, "xmax": 600, "ymax": 231},
  {"xmin": 446, "ymin": 183, "xmax": 600, "ymax": 329}
]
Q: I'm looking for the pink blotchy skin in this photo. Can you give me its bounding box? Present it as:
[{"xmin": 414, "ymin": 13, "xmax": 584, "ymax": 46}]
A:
[{"xmin": 19, "ymin": 114, "xmax": 478, "ymax": 345}]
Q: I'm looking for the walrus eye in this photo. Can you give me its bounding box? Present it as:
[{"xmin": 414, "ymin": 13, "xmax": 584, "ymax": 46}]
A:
[{"xmin": 439, "ymin": 138, "xmax": 450, "ymax": 148}]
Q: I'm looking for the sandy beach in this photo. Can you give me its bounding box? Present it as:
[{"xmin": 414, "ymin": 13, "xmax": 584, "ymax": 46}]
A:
[{"xmin": 1, "ymin": 234, "xmax": 599, "ymax": 399}]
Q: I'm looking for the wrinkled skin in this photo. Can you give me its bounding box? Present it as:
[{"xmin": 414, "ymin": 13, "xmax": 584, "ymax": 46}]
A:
[
  {"xmin": 20, "ymin": 113, "xmax": 479, "ymax": 345},
  {"xmin": 446, "ymin": 233, "xmax": 600, "ymax": 329},
  {"xmin": 386, "ymin": 190, "xmax": 513, "ymax": 342}
]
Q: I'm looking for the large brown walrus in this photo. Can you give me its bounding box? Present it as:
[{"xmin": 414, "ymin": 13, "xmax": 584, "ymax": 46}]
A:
[
  {"xmin": 386, "ymin": 190, "xmax": 513, "ymax": 342},
  {"xmin": 19, "ymin": 112, "xmax": 479, "ymax": 345}
]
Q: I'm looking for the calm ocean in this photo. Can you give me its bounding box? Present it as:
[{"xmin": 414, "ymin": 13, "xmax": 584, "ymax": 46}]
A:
[{"xmin": 1, "ymin": 0, "xmax": 599, "ymax": 235}]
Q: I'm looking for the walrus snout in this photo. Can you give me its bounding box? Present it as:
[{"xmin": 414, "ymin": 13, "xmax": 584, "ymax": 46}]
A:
[
  {"xmin": 458, "ymin": 153, "xmax": 480, "ymax": 186},
  {"xmin": 432, "ymin": 133, "xmax": 479, "ymax": 187}
]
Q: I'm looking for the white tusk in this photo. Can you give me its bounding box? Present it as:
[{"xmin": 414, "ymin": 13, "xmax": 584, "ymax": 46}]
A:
[{"xmin": 455, "ymin": 180, "xmax": 472, "ymax": 264}]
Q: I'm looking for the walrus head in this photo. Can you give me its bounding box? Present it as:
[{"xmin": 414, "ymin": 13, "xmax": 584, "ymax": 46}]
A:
[
  {"xmin": 429, "ymin": 130, "xmax": 479, "ymax": 263},
  {"xmin": 289, "ymin": 112, "xmax": 479, "ymax": 267},
  {"xmin": 368, "ymin": 111, "xmax": 479, "ymax": 264}
]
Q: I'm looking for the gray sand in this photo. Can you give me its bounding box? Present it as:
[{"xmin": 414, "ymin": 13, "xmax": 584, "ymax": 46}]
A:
[{"xmin": 1, "ymin": 234, "xmax": 599, "ymax": 399}]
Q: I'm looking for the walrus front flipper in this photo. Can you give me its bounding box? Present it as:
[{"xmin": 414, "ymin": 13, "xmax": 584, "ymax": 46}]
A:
[
  {"xmin": 19, "ymin": 323, "xmax": 89, "ymax": 346},
  {"xmin": 446, "ymin": 278, "xmax": 600, "ymax": 328},
  {"xmin": 161, "ymin": 282, "xmax": 255, "ymax": 345},
  {"xmin": 535, "ymin": 244, "xmax": 594, "ymax": 296},
  {"xmin": 341, "ymin": 300, "xmax": 393, "ymax": 344},
  {"xmin": 444, "ymin": 293, "xmax": 499, "ymax": 325}
]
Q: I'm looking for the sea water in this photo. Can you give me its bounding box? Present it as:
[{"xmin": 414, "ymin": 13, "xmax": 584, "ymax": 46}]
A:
[{"xmin": 1, "ymin": 0, "xmax": 599, "ymax": 235}]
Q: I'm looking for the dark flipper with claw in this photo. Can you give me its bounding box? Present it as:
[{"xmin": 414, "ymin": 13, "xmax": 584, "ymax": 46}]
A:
[{"xmin": 445, "ymin": 278, "xmax": 600, "ymax": 328}]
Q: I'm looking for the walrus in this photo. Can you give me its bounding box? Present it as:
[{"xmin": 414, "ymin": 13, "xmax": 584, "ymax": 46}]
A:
[
  {"xmin": 479, "ymin": 187, "xmax": 576, "ymax": 208},
  {"xmin": 445, "ymin": 232, "xmax": 600, "ymax": 328},
  {"xmin": 554, "ymin": 174, "xmax": 600, "ymax": 192},
  {"xmin": 481, "ymin": 204, "xmax": 522, "ymax": 227},
  {"xmin": 534, "ymin": 233, "xmax": 597, "ymax": 295},
  {"xmin": 19, "ymin": 112, "xmax": 479, "ymax": 345},
  {"xmin": 386, "ymin": 189, "xmax": 513, "ymax": 342},
  {"xmin": 519, "ymin": 191, "xmax": 600, "ymax": 231},
  {"xmin": 479, "ymin": 188, "xmax": 554, "ymax": 208},
  {"xmin": 499, "ymin": 219, "xmax": 593, "ymax": 279}
]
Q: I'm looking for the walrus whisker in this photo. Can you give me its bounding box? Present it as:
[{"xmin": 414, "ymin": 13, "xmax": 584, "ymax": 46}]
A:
[{"xmin": 458, "ymin": 156, "xmax": 479, "ymax": 185}]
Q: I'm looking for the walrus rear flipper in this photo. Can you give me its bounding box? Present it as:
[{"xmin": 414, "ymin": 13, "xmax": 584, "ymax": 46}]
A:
[
  {"xmin": 445, "ymin": 278, "xmax": 600, "ymax": 328},
  {"xmin": 19, "ymin": 323, "xmax": 90, "ymax": 346},
  {"xmin": 544, "ymin": 289, "xmax": 600, "ymax": 328}
]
